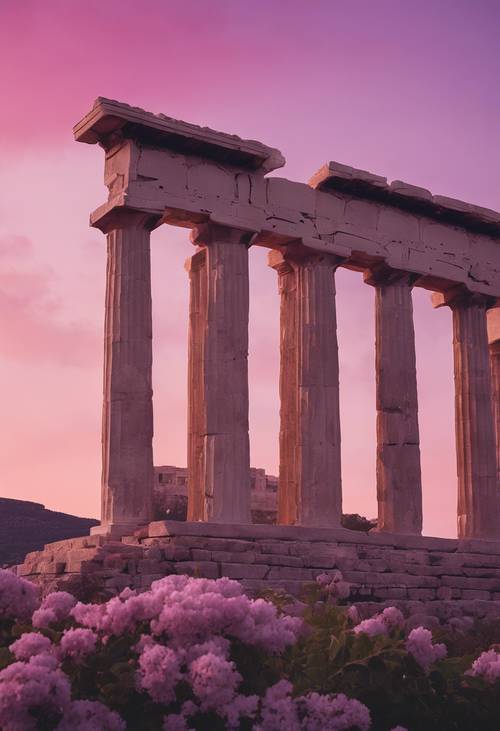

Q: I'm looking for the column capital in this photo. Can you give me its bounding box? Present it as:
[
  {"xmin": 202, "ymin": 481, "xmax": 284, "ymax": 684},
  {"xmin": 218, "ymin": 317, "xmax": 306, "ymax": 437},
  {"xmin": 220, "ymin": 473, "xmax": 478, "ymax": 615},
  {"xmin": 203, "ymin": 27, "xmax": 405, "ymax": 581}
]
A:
[
  {"xmin": 269, "ymin": 244, "xmax": 345, "ymax": 272},
  {"xmin": 432, "ymin": 286, "xmax": 497, "ymax": 310},
  {"xmin": 91, "ymin": 204, "xmax": 162, "ymax": 234},
  {"xmin": 267, "ymin": 250, "xmax": 294, "ymax": 276},
  {"xmin": 364, "ymin": 264, "xmax": 417, "ymax": 287},
  {"xmin": 190, "ymin": 222, "xmax": 255, "ymax": 248},
  {"xmin": 184, "ymin": 247, "xmax": 207, "ymax": 275}
]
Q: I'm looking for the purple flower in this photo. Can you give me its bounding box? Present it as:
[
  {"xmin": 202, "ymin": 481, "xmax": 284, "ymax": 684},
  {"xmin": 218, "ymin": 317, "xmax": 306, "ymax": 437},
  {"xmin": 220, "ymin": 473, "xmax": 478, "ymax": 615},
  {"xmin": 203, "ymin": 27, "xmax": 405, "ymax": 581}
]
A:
[
  {"xmin": 354, "ymin": 606, "xmax": 404, "ymax": 637},
  {"xmin": 32, "ymin": 591, "xmax": 76, "ymax": 628},
  {"xmin": 55, "ymin": 699, "xmax": 125, "ymax": 730},
  {"xmin": 406, "ymin": 627, "xmax": 447, "ymax": 671},
  {"xmin": 468, "ymin": 649, "xmax": 500, "ymax": 683},
  {"xmin": 0, "ymin": 656, "xmax": 70, "ymax": 730},
  {"xmin": 59, "ymin": 628, "xmax": 97, "ymax": 663},
  {"xmin": 10, "ymin": 632, "xmax": 53, "ymax": 661},
  {"xmin": 0, "ymin": 568, "xmax": 39, "ymax": 622},
  {"xmin": 136, "ymin": 642, "xmax": 182, "ymax": 704}
]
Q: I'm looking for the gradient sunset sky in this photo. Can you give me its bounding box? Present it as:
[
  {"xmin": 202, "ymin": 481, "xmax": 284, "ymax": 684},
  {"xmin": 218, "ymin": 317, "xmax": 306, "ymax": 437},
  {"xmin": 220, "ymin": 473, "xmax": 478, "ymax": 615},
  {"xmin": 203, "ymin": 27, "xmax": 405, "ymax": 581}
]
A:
[{"xmin": 1, "ymin": 0, "xmax": 499, "ymax": 537}]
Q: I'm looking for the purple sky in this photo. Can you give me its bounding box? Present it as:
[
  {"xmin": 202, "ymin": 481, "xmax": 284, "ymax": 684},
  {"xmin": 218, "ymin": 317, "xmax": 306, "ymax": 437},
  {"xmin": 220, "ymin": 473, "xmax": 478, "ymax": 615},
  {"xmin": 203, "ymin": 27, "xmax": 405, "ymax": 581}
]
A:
[{"xmin": 1, "ymin": 0, "xmax": 499, "ymax": 536}]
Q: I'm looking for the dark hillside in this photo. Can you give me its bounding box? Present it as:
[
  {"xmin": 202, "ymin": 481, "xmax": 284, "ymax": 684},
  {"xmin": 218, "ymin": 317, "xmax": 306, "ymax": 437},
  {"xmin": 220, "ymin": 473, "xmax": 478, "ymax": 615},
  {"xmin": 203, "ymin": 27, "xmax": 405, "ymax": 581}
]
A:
[{"xmin": 0, "ymin": 497, "xmax": 98, "ymax": 567}]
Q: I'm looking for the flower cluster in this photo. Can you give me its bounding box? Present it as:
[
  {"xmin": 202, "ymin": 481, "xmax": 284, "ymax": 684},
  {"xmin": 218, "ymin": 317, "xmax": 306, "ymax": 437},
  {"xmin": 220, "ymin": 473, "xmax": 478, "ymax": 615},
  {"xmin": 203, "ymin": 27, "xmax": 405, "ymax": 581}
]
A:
[
  {"xmin": 72, "ymin": 574, "xmax": 302, "ymax": 653},
  {"xmin": 0, "ymin": 568, "xmax": 39, "ymax": 622},
  {"xmin": 315, "ymin": 571, "xmax": 350, "ymax": 601},
  {"xmin": 405, "ymin": 627, "xmax": 447, "ymax": 671},
  {"xmin": 468, "ymin": 648, "xmax": 500, "ymax": 683},
  {"xmin": 0, "ymin": 654, "xmax": 70, "ymax": 731},
  {"xmin": 0, "ymin": 572, "xmax": 308, "ymax": 730},
  {"xmin": 255, "ymin": 679, "xmax": 371, "ymax": 731},
  {"xmin": 353, "ymin": 606, "xmax": 404, "ymax": 637},
  {"xmin": 32, "ymin": 590, "xmax": 76, "ymax": 628},
  {"xmin": 3, "ymin": 569, "xmax": 492, "ymax": 730},
  {"xmin": 55, "ymin": 700, "xmax": 125, "ymax": 731},
  {"xmin": 59, "ymin": 628, "xmax": 98, "ymax": 663}
]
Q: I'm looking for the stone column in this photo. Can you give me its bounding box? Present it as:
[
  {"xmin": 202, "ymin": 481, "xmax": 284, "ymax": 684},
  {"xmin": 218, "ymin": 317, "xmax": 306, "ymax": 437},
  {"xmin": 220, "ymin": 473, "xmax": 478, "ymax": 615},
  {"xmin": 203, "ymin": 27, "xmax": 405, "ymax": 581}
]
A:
[
  {"xmin": 188, "ymin": 223, "xmax": 251, "ymax": 523},
  {"xmin": 269, "ymin": 250, "xmax": 343, "ymax": 527},
  {"xmin": 185, "ymin": 248, "xmax": 208, "ymax": 522},
  {"xmin": 435, "ymin": 289, "xmax": 500, "ymax": 539},
  {"xmin": 97, "ymin": 211, "xmax": 156, "ymax": 535},
  {"xmin": 487, "ymin": 309, "xmax": 500, "ymax": 486},
  {"xmin": 365, "ymin": 268, "xmax": 422, "ymax": 535},
  {"xmin": 268, "ymin": 251, "xmax": 299, "ymax": 524}
]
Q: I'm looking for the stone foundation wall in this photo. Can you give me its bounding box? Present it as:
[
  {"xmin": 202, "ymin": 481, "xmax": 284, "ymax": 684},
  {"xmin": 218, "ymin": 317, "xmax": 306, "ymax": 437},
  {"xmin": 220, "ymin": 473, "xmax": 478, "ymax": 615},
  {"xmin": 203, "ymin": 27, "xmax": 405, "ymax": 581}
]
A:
[{"xmin": 16, "ymin": 521, "xmax": 500, "ymax": 620}]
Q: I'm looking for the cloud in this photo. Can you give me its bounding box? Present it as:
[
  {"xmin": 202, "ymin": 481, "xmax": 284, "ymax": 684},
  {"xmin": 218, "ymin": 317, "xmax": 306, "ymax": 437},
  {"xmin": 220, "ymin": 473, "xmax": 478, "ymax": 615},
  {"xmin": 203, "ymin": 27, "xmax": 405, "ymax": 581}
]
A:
[{"xmin": 0, "ymin": 235, "xmax": 100, "ymax": 366}]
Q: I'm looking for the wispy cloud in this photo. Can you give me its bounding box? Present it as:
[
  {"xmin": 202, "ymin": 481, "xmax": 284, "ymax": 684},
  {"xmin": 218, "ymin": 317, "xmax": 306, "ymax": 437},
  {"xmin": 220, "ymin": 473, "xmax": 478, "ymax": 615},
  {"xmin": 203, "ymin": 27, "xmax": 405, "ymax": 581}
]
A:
[{"xmin": 0, "ymin": 235, "xmax": 100, "ymax": 366}]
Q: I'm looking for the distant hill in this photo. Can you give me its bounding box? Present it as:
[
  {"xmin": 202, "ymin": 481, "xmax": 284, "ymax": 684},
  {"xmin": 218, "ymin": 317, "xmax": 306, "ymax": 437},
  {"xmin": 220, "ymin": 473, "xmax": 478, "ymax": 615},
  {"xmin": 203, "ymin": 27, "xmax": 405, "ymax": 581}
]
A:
[{"xmin": 0, "ymin": 497, "xmax": 98, "ymax": 567}]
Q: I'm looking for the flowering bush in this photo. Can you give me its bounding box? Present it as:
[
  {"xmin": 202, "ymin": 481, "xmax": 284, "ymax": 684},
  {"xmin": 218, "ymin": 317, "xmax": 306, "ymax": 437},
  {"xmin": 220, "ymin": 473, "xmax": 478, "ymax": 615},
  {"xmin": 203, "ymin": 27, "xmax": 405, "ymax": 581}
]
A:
[
  {"xmin": 1, "ymin": 567, "xmax": 500, "ymax": 729},
  {"xmin": 405, "ymin": 627, "xmax": 447, "ymax": 671}
]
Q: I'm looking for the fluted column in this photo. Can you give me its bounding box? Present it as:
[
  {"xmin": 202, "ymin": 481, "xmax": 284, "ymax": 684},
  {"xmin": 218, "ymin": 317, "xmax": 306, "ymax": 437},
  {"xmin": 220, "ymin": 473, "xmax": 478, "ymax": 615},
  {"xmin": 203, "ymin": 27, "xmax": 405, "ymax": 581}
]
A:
[
  {"xmin": 491, "ymin": 342, "xmax": 500, "ymax": 486},
  {"xmin": 269, "ymin": 250, "xmax": 343, "ymax": 527},
  {"xmin": 97, "ymin": 211, "xmax": 156, "ymax": 534},
  {"xmin": 365, "ymin": 268, "xmax": 422, "ymax": 534},
  {"xmin": 268, "ymin": 251, "xmax": 299, "ymax": 524},
  {"xmin": 487, "ymin": 309, "xmax": 500, "ymax": 486},
  {"xmin": 188, "ymin": 223, "xmax": 251, "ymax": 523},
  {"xmin": 185, "ymin": 248, "xmax": 208, "ymax": 521},
  {"xmin": 435, "ymin": 289, "xmax": 500, "ymax": 538}
]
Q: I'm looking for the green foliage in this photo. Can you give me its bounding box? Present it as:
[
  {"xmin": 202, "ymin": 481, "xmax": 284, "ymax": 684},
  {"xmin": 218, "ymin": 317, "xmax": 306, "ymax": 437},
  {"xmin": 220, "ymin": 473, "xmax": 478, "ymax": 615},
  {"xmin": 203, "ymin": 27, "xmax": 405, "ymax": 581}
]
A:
[
  {"xmin": 4, "ymin": 592, "xmax": 500, "ymax": 730},
  {"xmin": 279, "ymin": 598, "xmax": 500, "ymax": 731}
]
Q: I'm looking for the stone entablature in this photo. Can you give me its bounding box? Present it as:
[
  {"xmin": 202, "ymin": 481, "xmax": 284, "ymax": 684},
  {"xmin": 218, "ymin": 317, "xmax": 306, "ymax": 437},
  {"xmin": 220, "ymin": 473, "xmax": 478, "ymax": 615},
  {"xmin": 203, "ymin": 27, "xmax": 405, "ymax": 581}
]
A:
[
  {"xmin": 74, "ymin": 97, "xmax": 500, "ymax": 542},
  {"xmin": 16, "ymin": 522, "xmax": 500, "ymax": 623}
]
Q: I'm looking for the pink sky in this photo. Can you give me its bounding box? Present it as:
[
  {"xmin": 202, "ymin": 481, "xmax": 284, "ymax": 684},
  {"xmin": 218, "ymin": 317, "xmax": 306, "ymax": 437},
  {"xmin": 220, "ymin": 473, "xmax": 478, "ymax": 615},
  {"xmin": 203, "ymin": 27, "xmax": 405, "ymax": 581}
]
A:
[{"xmin": 1, "ymin": 0, "xmax": 499, "ymax": 537}]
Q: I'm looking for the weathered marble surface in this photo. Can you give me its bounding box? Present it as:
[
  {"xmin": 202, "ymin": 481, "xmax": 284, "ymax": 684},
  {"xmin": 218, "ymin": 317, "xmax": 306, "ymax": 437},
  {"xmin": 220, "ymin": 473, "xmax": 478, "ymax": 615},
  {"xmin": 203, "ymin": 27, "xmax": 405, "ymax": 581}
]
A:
[
  {"xmin": 187, "ymin": 224, "xmax": 252, "ymax": 524},
  {"xmin": 269, "ymin": 250, "xmax": 342, "ymax": 527},
  {"xmin": 434, "ymin": 291, "xmax": 500, "ymax": 539},
  {"xmin": 366, "ymin": 268, "xmax": 423, "ymax": 534},
  {"xmin": 96, "ymin": 213, "xmax": 155, "ymax": 534}
]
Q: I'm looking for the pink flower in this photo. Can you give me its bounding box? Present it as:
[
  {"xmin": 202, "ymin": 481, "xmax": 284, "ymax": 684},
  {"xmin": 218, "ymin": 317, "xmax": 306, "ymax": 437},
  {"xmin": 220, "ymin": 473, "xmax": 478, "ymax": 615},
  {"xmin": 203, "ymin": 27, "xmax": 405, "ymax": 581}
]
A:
[
  {"xmin": 256, "ymin": 679, "xmax": 301, "ymax": 731},
  {"xmin": 468, "ymin": 649, "xmax": 500, "ymax": 683},
  {"xmin": 163, "ymin": 714, "xmax": 191, "ymax": 731},
  {"xmin": 380, "ymin": 607, "xmax": 404, "ymax": 629},
  {"xmin": 188, "ymin": 652, "xmax": 241, "ymax": 713},
  {"xmin": 225, "ymin": 693, "xmax": 259, "ymax": 728},
  {"xmin": 300, "ymin": 691, "xmax": 371, "ymax": 730},
  {"xmin": 354, "ymin": 606, "xmax": 404, "ymax": 637},
  {"xmin": 256, "ymin": 681, "xmax": 371, "ymax": 731},
  {"xmin": 347, "ymin": 606, "xmax": 360, "ymax": 624},
  {"xmin": 149, "ymin": 577, "xmax": 302, "ymax": 652},
  {"xmin": 316, "ymin": 571, "xmax": 351, "ymax": 601},
  {"xmin": 136, "ymin": 643, "xmax": 182, "ymax": 704},
  {"xmin": 0, "ymin": 655, "xmax": 70, "ymax": 730},
  {"xmin": 353, "ymin": 616, "xmax": 388, "ymax": 637},
  {"xmin": 71, "ymin": 601, "xmax": 107, "ymax": 629},
  {"xmin": 10, "ymin": 632, "xmax": 53, "ymax": 661},
  {"xmin": 59, "ymin": 628, "xmax": 98, "ymax": 662},
  {"xmin": 32, "ymin": 591, "xmax": 76, "ymax": 628},
  {"xmin": 185, "ymin": 637, "xmax": 230, "ymax": 663},
  {"xmin": 0, "ymin": 568, "xmax": 39, "ymax": 622},
  {"xmin": 406, "ymin": 627, "xmax": 447, "ymax": 671},
  {"xmin": 55, "ymin": 699, "xmax": 125, "ymax": 730}
]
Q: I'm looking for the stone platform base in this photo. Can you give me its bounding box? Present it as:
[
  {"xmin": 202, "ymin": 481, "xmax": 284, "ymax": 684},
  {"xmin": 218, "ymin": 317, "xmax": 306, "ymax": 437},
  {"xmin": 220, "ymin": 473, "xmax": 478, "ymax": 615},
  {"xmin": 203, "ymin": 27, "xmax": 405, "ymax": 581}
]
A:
[{"xmin": 16, "ymin": 520, "xmax": 500, "ymax": 621}]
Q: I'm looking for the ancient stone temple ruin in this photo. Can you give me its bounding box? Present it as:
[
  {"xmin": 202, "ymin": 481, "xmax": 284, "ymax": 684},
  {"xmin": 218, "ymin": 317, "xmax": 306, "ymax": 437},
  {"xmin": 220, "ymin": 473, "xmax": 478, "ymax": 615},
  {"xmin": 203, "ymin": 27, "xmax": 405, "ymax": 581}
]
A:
[{"xmin": 18, "ymin": 99, "xmax": 500, "ymax": 618}]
